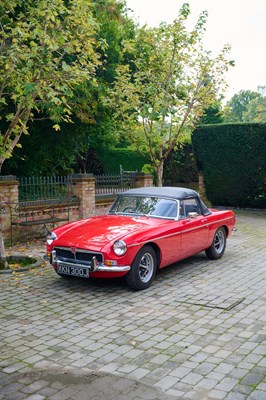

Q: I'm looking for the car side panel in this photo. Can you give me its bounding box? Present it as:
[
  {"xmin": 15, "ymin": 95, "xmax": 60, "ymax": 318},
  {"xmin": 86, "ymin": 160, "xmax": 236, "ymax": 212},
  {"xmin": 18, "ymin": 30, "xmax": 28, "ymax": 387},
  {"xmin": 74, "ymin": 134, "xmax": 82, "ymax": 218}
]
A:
[
  {"xmin": 100, "ymin": 211, "xmax": 235, "ymax": 272},
  {"xmin": 127, "ymin": 222, "xmax": 183, "ymax": 268},
  {"xmin": 151, "ymin": 223, "xmax": 183, "ymax": 267},
  {"xmin": 180, "ymin": 215, "xmax": 210, "ymax": 257},
  {"xmin": 202, "ymin": 210, "xmax": 236, "ymax": 250},
  {"xmin": 100, "ymin": 220, "xmax": 183, "ymax": 270}
]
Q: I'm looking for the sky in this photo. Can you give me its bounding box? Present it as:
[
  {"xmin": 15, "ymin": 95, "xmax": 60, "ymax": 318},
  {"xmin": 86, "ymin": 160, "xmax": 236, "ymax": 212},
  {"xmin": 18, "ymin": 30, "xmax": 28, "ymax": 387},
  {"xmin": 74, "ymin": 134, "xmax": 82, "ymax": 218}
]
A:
[{"xmin": 126, "ymin": 0, "xmax": 266, "ymax": 102}]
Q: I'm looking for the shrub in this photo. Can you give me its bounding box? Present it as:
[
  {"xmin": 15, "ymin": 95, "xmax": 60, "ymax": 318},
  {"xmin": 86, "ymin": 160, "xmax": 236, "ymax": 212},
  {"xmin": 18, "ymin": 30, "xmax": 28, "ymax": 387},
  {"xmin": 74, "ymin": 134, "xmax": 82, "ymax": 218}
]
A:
[
  {"xmin": 97, "ymin": 148, "xmax": 147, "ymax": 174},
  {"xmin": 192, "ymin": 123, "xmax": 266, "ymax": 208}
]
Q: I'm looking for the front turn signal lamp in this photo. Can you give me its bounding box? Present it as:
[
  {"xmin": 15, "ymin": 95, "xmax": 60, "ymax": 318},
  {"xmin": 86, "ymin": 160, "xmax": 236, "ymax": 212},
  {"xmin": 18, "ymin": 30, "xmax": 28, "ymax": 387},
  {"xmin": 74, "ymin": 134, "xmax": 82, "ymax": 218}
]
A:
[{"xmin": 105, "ymin": 260, "xmax": 118, "ymax": 267}]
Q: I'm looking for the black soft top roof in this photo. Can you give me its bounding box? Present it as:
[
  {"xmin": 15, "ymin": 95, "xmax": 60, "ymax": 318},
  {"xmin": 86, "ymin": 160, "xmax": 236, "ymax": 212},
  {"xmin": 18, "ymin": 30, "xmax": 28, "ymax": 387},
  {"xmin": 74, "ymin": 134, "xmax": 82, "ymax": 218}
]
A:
[
  {"xmin": 120, "ymin": 186, "xmax": 211, "ymax": 216},
  {"xmin": 122, "ymin": 186, "xmax": 198, "ymax": 200}
]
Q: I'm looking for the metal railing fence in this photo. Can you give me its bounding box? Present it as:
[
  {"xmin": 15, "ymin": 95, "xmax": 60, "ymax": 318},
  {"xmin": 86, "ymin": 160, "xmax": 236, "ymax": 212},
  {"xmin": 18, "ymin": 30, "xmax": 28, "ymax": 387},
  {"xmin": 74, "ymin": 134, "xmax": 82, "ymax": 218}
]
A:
[
  {"xmin": 18, "ymin": 172, "xmax": 137, "ymax": 202},
  {"xmin": 18, "ymin": 176, "xmax": 74, "ymax": 203},
  {"xmin": 95, "ymin": 173, "xmax": 137, "ymax": 196}
]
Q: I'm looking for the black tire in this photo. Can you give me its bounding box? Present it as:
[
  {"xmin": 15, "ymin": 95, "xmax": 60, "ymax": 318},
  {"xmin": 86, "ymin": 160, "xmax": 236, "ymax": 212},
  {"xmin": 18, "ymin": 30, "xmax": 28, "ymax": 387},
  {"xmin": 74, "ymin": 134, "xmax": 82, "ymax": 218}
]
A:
[
  {"xmin": 205, "ymin": 227, "xmax": 226, "ymax": 260},
  {"xmin": 126, "ymin": 245, "xmax": 157, "ymax": 290}
]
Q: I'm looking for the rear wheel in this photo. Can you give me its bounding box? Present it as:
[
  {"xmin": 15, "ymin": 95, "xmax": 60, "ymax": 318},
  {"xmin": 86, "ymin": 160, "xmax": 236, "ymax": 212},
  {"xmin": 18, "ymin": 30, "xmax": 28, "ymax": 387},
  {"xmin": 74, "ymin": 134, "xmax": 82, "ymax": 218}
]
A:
[
  {"xmin": 126, "ymin": 245, "xmax": 157, "ymax": 290},
  {"xmin": 205, "ymin": 227, "xmax": 226, "ymax": 260}
]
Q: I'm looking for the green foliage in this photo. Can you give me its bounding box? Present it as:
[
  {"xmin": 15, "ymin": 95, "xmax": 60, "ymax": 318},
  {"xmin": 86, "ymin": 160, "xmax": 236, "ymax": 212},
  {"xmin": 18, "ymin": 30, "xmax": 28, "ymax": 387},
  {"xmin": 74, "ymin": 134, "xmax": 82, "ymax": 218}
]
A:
[
  {"xmin": 199, "ymin": 102, "xmax": 224, "ymax": 124},
  {"xmin": 74, "ymin": 0, "xmax": 136, "ymax": 153},
  {"xmin": 92, "ymin": 0, "xmax": 135, "ymax": 84},
  {"xmin": 163, "ymin": 142, "xmax": 199, "ymax": 184},
  {"xmin": 2, "ymin": 119, "xmax": 86, "ymax": 176},
  {"xmin": 97, "ymin": 148, "xmax": 147, "ymax": 174},
  {"xmin": 2, "ymin": 115, "xmax": 122, "ymax": 176},
  {"xmin": 192, "ymin": 124, "xmax": 266, "ymax": 208},
  {"xmin": 74, "ymin": 0, "xmax": 136, "ymax": 124},
  {"xmin": 1, "ymin": 0, "xmax": 138, "ymax": 176},
  {"xmin": 223, "ymin": 90, "xmax": 262, "ymax": 122},
  {"xmin": 243, "ymin": 96, "xmax": 266, "ymax": 123},
  {"xmin": 108, "ymin": 3, "xmax": 233, "ymax": 185},
  {"xmin": 0, "ymin": 0, "xmax": 101, "ymax": 171}
]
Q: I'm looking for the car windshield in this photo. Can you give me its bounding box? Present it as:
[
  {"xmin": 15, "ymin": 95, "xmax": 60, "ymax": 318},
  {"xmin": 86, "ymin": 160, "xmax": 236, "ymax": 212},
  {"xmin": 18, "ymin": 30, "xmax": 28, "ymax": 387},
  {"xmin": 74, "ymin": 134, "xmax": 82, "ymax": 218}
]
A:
[{"xmin": 109, "ymin": 196, "xmax": 178, "ymax": 219}]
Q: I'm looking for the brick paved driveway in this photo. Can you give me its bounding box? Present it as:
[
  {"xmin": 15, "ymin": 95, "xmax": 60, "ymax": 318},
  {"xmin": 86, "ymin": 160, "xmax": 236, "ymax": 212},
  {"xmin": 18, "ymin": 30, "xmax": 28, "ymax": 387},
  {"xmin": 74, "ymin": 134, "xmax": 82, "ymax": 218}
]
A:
[{"xmin": 0, "ymin": 210, "xmax": 265, "ymax": 400}]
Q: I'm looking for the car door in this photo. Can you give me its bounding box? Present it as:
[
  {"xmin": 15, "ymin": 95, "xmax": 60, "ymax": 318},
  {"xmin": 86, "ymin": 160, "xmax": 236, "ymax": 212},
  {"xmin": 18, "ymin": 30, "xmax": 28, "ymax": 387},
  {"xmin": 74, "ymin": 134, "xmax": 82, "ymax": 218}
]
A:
[{"xmin": 179, "ymin": 198, "xmax": 210, "ymax": 258}]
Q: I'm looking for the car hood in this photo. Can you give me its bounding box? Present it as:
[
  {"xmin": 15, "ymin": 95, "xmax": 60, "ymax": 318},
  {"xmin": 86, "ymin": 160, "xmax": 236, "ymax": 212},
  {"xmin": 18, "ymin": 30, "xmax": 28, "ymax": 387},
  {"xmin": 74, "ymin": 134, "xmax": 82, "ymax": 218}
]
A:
[{"xmin": 53, "ymin": 214, "xmax": 162, "ymax": 251}]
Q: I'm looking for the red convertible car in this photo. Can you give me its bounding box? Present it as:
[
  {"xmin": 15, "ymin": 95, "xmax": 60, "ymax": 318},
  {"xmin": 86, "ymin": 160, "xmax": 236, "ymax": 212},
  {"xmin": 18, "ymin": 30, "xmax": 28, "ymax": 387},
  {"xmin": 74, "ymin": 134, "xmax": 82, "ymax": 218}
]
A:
[{"xmin": 46, "ymin": 187, "xmax": 236, "ymax": 290}]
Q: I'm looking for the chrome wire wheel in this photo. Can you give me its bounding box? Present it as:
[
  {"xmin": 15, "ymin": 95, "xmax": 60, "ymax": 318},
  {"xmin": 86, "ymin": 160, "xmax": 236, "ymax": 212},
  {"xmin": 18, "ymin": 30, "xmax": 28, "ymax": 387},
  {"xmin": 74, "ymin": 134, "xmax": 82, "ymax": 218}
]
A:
[{"xmin": 138, "ymin": 252, "xmax": 155, "ymax": 283}]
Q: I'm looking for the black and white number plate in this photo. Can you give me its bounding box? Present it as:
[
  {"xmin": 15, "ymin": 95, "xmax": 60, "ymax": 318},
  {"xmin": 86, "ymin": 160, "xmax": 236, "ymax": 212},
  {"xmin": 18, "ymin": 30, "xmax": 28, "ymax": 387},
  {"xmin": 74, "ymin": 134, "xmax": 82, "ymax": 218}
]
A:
[{"xmin": 57, "ymin": 264, "xmax": 89, "ymax": 278}]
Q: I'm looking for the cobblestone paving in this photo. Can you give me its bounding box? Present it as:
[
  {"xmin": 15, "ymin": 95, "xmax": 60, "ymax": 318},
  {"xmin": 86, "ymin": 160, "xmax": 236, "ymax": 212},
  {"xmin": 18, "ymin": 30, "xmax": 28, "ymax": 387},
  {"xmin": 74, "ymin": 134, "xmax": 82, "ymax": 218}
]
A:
[{"xmin": 0, "ymin": 210, "xmax": 265, "ymax": 400}]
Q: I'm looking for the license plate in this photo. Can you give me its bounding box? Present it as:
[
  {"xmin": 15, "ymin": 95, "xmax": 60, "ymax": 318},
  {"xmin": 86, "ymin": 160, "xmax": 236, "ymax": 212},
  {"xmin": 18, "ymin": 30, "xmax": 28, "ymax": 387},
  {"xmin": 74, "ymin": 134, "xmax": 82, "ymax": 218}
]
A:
[{"xmin": 57, "ymin": 263, "xmax": 89, "ymax": 278}]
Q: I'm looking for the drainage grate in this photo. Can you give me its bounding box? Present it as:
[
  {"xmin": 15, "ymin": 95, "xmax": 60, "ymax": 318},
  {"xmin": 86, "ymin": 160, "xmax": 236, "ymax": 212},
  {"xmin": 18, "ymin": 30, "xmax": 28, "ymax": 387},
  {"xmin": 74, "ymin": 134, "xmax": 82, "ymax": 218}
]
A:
[{"xmin": 175, "ymin": 294, "xmax": 245, "ymax": 310}]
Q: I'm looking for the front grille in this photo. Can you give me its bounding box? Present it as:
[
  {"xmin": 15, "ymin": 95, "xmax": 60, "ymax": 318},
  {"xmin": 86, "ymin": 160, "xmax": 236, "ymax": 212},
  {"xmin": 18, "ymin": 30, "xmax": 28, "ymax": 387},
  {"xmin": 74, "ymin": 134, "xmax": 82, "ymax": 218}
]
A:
[{"xmin": 54, "ymin": 247, "xmax": 103, "ymax": 264}]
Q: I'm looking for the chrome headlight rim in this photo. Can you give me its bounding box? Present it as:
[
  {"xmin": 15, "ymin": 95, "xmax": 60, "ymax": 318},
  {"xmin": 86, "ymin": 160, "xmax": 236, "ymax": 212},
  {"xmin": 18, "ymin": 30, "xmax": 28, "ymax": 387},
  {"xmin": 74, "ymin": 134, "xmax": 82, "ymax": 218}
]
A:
[
  {"xmin": 113, "ymin": 240, "xmax": 127, "ymax": 256},
  {"xmin": 46, "ymin": 231, "xmax": 58, "ymax": 246}
]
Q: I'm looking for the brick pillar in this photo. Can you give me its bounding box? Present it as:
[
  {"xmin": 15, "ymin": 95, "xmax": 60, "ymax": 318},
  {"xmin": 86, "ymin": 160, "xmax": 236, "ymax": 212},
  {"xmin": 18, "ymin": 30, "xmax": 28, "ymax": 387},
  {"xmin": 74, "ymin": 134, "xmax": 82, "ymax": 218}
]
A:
[
  {"xmin": 0, "ymin": 176, "xmax": 19, "ymax": 243},
  {"xmin": 133, "ymin": 173, "xmax": 154, "ymax": 188},
  {"xmin": 198, "ymin": 170, "xmax": 211, "ymax": 206},
  {"xmin": 71, "ymin": 174, "xmax": 95, "ymax": 219}
]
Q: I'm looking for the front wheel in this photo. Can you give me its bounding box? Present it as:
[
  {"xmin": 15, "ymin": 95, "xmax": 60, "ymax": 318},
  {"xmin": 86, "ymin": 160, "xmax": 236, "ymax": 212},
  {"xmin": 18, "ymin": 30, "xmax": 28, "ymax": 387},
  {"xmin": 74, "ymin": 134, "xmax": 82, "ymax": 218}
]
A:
[
  {"xmin": 205, "ymin": 227, "xmax": 226, "ymax": 260},
  {"xmin": 126, "ymin": 245, "xmax": 157, "ymax": 290}
]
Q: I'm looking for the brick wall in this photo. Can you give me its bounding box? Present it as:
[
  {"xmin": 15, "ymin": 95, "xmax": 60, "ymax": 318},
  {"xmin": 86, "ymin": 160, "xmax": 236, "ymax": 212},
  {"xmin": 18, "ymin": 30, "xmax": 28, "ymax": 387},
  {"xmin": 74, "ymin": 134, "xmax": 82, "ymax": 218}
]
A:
[
  {"xmin": 0, "ymin": 173, "xmax": 154, "ymax": 244},
  {"xmin": 0, "ymin": 176, "xmax": 19, "ymax": 240}
]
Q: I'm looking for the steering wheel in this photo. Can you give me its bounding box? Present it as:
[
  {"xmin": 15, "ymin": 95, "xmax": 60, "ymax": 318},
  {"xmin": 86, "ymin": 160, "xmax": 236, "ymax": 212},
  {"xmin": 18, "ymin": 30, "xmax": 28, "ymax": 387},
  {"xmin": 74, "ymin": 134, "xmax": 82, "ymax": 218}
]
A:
[{"xmin": 123, "ymin": 207, "xmax": 136, "ymax": 213}]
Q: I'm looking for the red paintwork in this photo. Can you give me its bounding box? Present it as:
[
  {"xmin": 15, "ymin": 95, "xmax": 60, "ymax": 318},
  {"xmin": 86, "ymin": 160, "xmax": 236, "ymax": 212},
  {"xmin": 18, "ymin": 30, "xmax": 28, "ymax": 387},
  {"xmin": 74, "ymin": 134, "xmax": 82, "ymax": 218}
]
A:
[{"xmin": 47, "ymin": 209, "xmax": 236, "ymax": 279}]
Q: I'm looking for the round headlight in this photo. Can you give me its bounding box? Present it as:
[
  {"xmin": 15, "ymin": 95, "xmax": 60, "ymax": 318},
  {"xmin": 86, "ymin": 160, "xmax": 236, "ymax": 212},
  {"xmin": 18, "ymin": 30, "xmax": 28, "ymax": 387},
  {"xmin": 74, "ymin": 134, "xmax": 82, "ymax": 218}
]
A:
[
  {"xmin": 113, "ymin": 240, "xmax": 127, "ymax": 256},
  {"xmin": 46, "ymin": 231, "xmax": 58, "ymax": 246}
]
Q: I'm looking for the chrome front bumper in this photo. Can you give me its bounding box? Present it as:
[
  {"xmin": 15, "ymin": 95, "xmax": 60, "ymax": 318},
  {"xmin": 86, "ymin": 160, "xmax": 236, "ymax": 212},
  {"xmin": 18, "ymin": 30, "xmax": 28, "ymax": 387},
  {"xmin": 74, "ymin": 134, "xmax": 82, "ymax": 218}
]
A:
[{"xmin": 51, "ymin": 250, "xmax": 130, "ymax": 273}]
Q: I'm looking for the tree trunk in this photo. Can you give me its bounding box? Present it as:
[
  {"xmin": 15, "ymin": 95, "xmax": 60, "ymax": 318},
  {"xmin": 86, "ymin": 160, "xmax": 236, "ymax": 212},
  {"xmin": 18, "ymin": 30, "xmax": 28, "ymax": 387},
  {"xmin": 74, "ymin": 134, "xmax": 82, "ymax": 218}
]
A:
[
  {"xmin": 0, "ymin": 221, "xmax": 8, "ymax": 269},
  {"xmin": 0, "ymin": 157, "xmax": 5, "ymax": 174},
  {"xmin": 156, "ymin": 161, "xmax": 164, "ymax": 187},
  {"xmin": 0, "ymin": 165, "xmax": 8, "ymax": 269}
]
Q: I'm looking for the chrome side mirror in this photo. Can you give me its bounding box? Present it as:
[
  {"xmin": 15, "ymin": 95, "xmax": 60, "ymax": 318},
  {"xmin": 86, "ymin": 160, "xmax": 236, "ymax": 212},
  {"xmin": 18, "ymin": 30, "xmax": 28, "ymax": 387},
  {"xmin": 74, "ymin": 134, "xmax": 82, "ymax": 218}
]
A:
[{"xmin": 188, "ymin": 212, "xmax": 199, "ymax": 219}]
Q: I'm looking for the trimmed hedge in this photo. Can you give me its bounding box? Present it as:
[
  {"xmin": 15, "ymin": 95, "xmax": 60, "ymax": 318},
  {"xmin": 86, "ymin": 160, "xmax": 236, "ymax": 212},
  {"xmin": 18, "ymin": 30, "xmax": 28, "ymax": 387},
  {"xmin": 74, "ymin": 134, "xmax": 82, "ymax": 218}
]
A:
[
  {"xmin": 97, "ymin": 148, "xmax": 147, "ymax": 174},
  {"xmin": 192, "ymin": 123, "xmax": 266, "ymax": 208},
  {"xmin": 163, "ymin": 143, "xmax": 199, "ymax": 184}
]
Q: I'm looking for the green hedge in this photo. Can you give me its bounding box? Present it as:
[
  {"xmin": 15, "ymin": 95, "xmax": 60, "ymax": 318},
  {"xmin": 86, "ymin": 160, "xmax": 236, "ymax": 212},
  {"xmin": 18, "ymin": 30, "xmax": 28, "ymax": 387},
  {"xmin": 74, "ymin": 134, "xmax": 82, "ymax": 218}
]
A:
[
  {"xmin": 163, "ymin": 143, "xmax": 199, "ymax": 184},
  {"xmin": 192, "ymin": 123, "xmax": 266, "ymax": 208},
  {"xmin": 97, "ymin": 148, "xmax": 147, "ymax": 174}
]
